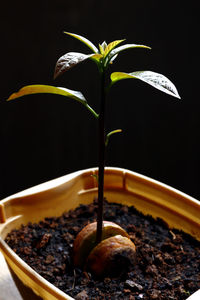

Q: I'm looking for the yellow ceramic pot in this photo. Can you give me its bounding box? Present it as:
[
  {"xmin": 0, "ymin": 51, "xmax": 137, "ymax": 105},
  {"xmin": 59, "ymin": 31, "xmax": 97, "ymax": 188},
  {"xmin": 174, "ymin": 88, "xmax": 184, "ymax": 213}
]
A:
[{"xmin": 0, "ymin": 167, "xmax": 200, "ymax": 299}]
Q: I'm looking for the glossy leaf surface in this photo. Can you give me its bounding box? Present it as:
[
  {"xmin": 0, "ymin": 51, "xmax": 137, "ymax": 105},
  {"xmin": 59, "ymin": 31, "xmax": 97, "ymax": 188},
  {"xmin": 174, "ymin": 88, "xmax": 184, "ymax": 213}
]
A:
[
  {"xmin": 111, "ymin": 71, "xmax": 181, "ymax": 99},
  {"xmin": 7, "ymin": 85, "xmax": 87, "ymax": 104},
  {"xmin": 54, "ymin": 52, "xmax": 93, "ymax": 79},
  {"xmin": 64, "ymin": 32, "xmax": 98, "ymax": 53},
  {"xmin": 108, "ymin": 43, "xmax": 151, "ymax": 62}
]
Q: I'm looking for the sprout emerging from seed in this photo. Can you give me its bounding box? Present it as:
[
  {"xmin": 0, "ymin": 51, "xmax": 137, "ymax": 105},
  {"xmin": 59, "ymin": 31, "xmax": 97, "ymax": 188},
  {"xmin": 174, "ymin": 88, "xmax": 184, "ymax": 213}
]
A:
[{"xmin": 73, "ymin": 221, "xmax": 136, "ymax": 277}]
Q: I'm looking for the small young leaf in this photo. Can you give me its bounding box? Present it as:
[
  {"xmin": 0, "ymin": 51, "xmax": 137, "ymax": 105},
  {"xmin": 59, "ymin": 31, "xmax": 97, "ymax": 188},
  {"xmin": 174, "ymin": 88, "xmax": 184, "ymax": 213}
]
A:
[
  {"xmin": 110, "ymin": 71, "xmax": 181, "ymax": 99},
  {"xmin": 108, "ymin": 43, "xmax": 151, "ymax": 62},
  {"xmin": 7, "ymin": 85, "xmax": 87, "ymax": 104},
  {"xmin": 104, "ymin": 40, "xmax": 125, "ymax": 58},
  {"xmin": 91, "ymin": 174, "xmax": 99, "ymax": 183},
  {"xmin": 105, "ymin": 129, "xmax": 122, "ymax": 146},
  {"xmin": 64, "ymin": 32, "xmax": 98, "ymax": 53},
  {"xmin": 101, "ymin": 41, "xmax": 108, "ymax": 51},
  {"xmin": 99, "ymin": 43, "xmax": 105, "ymax": 55},
  {"xmin": 54, "ymin": 52, "xmax": 93, "ymax": 79}
]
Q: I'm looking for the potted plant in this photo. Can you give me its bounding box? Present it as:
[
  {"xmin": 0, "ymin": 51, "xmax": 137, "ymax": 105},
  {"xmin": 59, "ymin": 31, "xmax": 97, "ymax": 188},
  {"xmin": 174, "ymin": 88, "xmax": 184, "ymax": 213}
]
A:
[{"xmin": 0, "ymin": 32, "xmax": 199, "ymax": 299}]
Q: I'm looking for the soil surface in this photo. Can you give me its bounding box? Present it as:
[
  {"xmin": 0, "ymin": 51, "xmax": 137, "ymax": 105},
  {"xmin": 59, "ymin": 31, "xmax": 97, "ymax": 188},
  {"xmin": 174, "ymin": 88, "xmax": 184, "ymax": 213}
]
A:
[{"xmin": 6, "ymin": 200, "xmax": 200, "ymax": 300}]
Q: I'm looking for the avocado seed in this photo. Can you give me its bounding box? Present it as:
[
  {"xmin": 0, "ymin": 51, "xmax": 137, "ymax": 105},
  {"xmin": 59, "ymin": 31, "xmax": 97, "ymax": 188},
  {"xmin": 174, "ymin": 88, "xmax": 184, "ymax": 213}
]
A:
[{"xmin": 73, "ymin": 221, "xmax": 136, "ymax": 277}]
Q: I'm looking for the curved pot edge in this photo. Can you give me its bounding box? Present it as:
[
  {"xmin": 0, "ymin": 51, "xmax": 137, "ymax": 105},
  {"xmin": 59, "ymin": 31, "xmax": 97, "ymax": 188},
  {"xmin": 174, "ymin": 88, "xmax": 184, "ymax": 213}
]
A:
[{"xmin": 0, "ymin": 167, "xmax": 199, "ymax": 300}]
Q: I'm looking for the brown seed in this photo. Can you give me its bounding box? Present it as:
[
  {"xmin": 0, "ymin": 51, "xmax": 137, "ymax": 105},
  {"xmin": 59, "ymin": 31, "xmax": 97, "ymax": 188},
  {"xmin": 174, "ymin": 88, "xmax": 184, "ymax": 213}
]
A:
[
  {"xmin": 73, "ymin": 221, "xmax": 129, "ymax": 268},
  {"xmin": 86, "ymin": 235, "xmax": 136, "ymax": 277}
]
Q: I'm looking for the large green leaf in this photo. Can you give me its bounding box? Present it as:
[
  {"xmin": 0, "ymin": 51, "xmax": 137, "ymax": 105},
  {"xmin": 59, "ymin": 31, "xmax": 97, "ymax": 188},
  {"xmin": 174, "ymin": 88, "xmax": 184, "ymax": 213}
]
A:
[
  {"xmin": 64, "ymin": 32, "xmax": 98, "ymax": 53},
  {"xmin": 54, "ymin": 52, "xmax": 94, "ymax": 79},
  {"xmin": 110, "ymin": 71, "xmax": 181, "ymax": 99},
  {"xmin": 7, "ymin": 85, "xmax": 87, "ymax": 104},
  {"xmin": 108, "ymin": 43, "xmax": 151, "ymax": 62},
  {"xmin": 7, "ymin": 85, "xmax": 99, "ymax": 119}
]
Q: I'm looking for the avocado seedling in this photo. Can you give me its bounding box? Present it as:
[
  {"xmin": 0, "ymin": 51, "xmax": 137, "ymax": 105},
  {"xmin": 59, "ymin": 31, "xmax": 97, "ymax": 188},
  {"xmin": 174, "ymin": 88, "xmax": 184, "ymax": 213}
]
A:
[{"xmin": 7, "ymin": 32, "xmax": 180, "ymax": 277}]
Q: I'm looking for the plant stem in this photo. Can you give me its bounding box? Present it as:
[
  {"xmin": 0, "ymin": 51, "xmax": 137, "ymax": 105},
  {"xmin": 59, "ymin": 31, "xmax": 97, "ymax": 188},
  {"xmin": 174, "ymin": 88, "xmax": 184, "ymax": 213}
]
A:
[
  {"xmin": 85, "ymin": 103, "xmax": 99, "ymax": 119},
  {"xmin": 96, "ymin": 69, "xmax": 106, "ymax": 244}
]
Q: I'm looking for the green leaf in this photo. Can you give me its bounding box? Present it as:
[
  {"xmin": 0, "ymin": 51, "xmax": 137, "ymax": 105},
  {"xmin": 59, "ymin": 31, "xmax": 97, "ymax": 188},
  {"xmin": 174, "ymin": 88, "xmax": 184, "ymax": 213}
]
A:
[
  {"xmin": 7, "ymin": 85, "xmax": 87, "ymax": 104},
  {"xmin": 64, "ymin": 32, "xmax": 98, "ymax": 53},
  {"xmin": 99, "ymin": 43, "xmax": 105, "ymax": 55},
  {"xmin": 91, "ymin": 174, "xmax": 99, "ymax": 183},
  {"xmin": 90, "ymin": 53, "xmax": 103, "ymax": 64},
  {"xmin": 108, "ymin": 43, "xmax": 151, "ymax": 61},
  {"xmin": 54, "ymin": 52, "xmax": 94, "ymax": 79},
  {"xmin": 100, "ymin": 41, "xmax": 108, "ymax": 51},
  {"xmin": 104, "ymin": 40, "xmax": 125, "ymax": 58},
  {"xmin": 109, "ymin": 54, "xmax": 118, "ymax": 64},
  {"xmin": 110, "ymin": 72, "xmax": 133, "ymax": 84},
  {"xmin": 110, "ymin": 71, "xmax": 181, "ymax": 99},
  {"xmin": 7, "ymin": 85, "xmax": 99, "ymax": 119},
  {"xmin": 105, "ymin": 129, "xmax": 122, "ymax": 146}
]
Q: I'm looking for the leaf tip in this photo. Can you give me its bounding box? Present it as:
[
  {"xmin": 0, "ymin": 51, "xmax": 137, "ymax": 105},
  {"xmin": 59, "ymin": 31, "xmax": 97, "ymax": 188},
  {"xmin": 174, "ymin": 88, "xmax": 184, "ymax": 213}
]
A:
[
  {"xmin": 7, "ymin": 95, "xmax": 13, "ymax": 101},
  {"xmin": 142, "ymin": 45, "xmax": 151, "ymax": 50},
  {"xmin": 7, "ymin": 91, "xmax": 20, "ymax": 101},
  {"xmin": 176, "ymin": 93, "xmax": 181, "ymax": 100}
]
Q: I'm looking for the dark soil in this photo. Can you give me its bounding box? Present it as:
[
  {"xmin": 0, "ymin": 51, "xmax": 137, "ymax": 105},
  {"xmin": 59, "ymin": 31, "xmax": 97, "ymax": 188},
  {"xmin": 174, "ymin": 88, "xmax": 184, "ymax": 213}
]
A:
[{"xmin": 5, "ymin": 200, "xmax": 200, "ymax": 300}]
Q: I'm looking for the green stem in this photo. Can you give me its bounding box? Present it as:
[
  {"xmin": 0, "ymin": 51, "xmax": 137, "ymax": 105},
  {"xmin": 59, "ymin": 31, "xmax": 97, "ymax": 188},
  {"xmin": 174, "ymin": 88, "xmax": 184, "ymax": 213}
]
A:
[
  {"xmin": 96, "ymin": 69, "xmax": 106, "ymax": 244},
  {"xmin": 85, "ymin": 103, "xmax": 99, "ymax": 119}
]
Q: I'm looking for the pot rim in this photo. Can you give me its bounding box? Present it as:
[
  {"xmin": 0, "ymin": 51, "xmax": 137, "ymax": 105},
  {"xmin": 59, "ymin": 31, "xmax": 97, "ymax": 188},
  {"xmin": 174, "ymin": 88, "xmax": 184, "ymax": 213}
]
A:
[
  {"xmin": 1, "ymin": 166, "xmax": 199, "ymax": 206},
  {"xmin": 0, "ymin": 167, "xmax": 199, "ymax": 300}
]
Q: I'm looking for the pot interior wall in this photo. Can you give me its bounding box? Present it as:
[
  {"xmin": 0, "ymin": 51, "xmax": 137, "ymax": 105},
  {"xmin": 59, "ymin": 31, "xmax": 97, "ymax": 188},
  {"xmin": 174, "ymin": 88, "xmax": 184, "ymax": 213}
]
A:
[
  {"xmin": 1, "ymin": 167, "xmax": 200, "ymax": 239},
  {"xmin": 0, "ymin": 167, "xmax": 199, "ymax": 300}
]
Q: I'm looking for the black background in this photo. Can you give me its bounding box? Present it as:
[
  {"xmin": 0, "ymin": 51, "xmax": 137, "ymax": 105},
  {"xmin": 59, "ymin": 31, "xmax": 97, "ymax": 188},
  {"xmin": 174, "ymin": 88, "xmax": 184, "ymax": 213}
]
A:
[{"xmin": 0, "ymin": 1, "xmax": 199, "ymax": 200}]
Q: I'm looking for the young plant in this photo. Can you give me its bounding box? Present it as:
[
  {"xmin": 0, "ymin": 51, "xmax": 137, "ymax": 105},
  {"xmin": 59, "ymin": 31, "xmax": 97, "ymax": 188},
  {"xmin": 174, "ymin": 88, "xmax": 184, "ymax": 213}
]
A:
[{"xmin": 7, "ymin": 32, "xmax": 180, "ymax": 276}]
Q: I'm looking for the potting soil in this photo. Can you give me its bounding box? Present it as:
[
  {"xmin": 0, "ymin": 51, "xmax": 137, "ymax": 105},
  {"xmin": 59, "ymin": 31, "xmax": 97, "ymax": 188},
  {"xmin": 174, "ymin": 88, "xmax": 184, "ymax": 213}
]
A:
[{"xmin": 5, "ymin": 200, "xmax": 200, "ymax": 300}]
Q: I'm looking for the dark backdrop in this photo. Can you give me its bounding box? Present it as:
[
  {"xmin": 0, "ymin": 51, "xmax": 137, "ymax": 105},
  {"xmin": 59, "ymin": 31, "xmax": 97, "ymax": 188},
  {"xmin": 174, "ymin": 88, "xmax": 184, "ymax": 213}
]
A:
[{"xmin": 0, "ymin": 1, "xmax": 199, "ymax": 200}]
